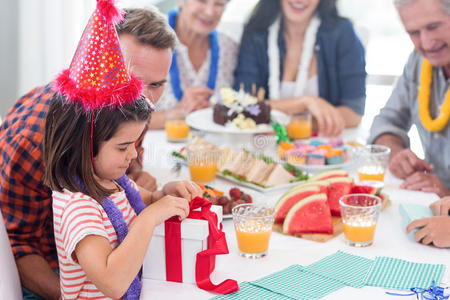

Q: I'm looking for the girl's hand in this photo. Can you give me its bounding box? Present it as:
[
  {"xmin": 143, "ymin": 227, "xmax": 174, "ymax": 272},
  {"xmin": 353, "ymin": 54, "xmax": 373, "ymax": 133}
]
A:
[
  {"xmin": 406, "ymin": 216, "xmax": 450, "ymax": 248},
  {"xmin": 429, "ymin": 197, "xmax": 450, "ymax": 216},
  {"xmin": 303, "ymin": 96, "xmax": 345, "ymax": 137},
  {"xmin": 162, "ymin": 180, "xmax": 203, "ymax": 201},
  {"xmin": 146, "ymin": 195, "xmax": 190, "ymax": 226}
]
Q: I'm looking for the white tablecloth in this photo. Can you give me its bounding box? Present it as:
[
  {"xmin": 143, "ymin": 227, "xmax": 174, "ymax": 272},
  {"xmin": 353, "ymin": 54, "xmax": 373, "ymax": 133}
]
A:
[{"xmin": 140, "ymin": 129, "xmax": 450, "ymax": 300}]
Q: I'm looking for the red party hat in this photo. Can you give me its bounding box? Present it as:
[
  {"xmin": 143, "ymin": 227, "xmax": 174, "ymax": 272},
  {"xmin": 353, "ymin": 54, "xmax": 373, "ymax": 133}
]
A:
[{"xmin": 55, "ymin": 0, "xmax": 143, "ymax": 110}]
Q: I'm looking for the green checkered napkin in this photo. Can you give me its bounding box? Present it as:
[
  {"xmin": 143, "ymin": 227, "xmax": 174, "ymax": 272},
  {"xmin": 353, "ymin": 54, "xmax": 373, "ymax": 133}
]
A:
[
  {"xmin": 365, "ymin": 256, "xmax": 446, "ymax": 289},
  {"xmin": 250, "ymin": 265, "xmax": 345, "ymax": 300},
  {"xmin": 305, "ymin": 250, "xmax": 374, "ymax": 288},
  {"xmin": 212, "ymin": 281, "xmax": 293, "ymax": 300}
]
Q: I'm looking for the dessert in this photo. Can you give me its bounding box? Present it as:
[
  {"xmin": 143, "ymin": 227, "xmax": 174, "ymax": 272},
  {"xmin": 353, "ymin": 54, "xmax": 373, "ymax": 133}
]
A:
[{"xmin": 212, "ymin": 87, "xmax": 271, "ymax": 129}]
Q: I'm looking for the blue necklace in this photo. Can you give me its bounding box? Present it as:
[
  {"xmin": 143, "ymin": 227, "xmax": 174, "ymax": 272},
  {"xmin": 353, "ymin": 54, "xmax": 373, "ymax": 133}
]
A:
[{"xmin": 167, "ymin": 8, "xmax": 219, "ymax": 101}]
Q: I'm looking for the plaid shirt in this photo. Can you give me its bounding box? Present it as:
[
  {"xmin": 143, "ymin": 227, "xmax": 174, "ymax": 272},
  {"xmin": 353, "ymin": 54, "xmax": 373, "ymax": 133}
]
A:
[{"xmin": 0, "ymin": 84, "xmax": 146, "ymax": 269}]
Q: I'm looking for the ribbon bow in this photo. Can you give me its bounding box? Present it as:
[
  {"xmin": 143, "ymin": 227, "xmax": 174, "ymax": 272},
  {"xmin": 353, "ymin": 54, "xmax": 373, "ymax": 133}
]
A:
[
  {"xmin": 164, "ymin": 197, "xmax": 238, "ymax": 295},
  {"xmin": 386, "ymin": 281, "xmax": 449, "ymax": 300}
]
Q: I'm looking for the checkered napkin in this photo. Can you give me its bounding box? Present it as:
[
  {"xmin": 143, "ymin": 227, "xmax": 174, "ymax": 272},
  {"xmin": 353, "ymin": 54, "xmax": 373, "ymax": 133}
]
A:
[
  {"xmin": 365, "ymin": 256, "xmax": 446, "ymax": 290},
  {"xmin": 305, "ymin": 250, "xmax": 374, "ymax": 288},
  {"xmin": 212, "ymin": 281, "xmax": 292, "ymax": 300},
  {"xmin": 250, "ymin": 265, "xmax": 345, "ymax": 300}
]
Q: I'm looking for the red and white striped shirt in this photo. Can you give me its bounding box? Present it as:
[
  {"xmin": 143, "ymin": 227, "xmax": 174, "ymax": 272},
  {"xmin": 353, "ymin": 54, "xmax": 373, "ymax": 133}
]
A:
[{"xmin": 53, "ymin": 186, "xmax": 137, "ymax": 299}]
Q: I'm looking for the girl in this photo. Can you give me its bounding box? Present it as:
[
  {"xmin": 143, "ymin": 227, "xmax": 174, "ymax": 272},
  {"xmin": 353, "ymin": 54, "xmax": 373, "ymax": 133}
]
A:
[
  {"xmin": 44, "ymin": 95, "xmax": 201, "ymax": 299},
  {"xmin": 43, "ymin": 1, "xmax": 201, "ymax": 298}
]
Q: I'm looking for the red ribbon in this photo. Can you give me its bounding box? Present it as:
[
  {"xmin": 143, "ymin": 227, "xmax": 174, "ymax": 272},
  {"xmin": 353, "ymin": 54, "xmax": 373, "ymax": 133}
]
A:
[{"xmin": 164, "ymin": 197, "xmax": 238, "ymax": 294}]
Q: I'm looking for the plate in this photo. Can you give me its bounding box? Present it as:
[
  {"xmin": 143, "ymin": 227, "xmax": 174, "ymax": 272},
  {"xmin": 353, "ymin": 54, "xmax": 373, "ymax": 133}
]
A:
[
  {"xmin": 186, "ymin": 108, "xmax": 289, "ymax": 134},
  {"xmin": 291, "ymin": 160, "xmax": 354, "ymax": 173},
  {"xmin": 217, "ymin": 173, "xmax": 307, "ymax": 193}
]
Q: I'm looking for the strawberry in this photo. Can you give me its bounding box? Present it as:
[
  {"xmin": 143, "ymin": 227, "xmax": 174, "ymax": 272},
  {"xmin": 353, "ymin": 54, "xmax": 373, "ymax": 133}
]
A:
[
  {"xmin": 229, "ymin": 188, "xmax": 242, "ymax": 200},
  {"xmin": 245, "ymin": 194, "xmax": 253, "ymax": 203}
]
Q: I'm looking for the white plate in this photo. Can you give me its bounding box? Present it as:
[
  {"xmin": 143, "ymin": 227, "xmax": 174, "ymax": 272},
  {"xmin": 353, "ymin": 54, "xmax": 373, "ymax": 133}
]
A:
[
  {"xmin": 216, "ymin": 173, "xmax": 307, "ymax": 193},
  {"xmin": 186, "ymin": 108, "xmax": 289, "ymax": 134},
  {"xmin": 291, "ymin": 159, "xmax": 354, "ymax": 173}
]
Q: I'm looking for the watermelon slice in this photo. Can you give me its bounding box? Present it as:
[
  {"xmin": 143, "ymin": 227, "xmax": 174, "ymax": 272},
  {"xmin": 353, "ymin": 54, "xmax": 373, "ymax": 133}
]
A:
[
  {"xmin": 326, "ymin": 177, "xmax": 353, "ymax": 216},
  {"xmin": 351, "ymin": 184, "xmax": 378, "ymax": 195},
  {"xmin": 283, "ymin": 193, "xmax": 333, "ymax": 234},
  {"xmin": 309, "ymin": 169, "xmax": 348, "ymax": 181},
  {"xmin": 274, "ymin": 185, "xmax": 320, "ymax": 223}
]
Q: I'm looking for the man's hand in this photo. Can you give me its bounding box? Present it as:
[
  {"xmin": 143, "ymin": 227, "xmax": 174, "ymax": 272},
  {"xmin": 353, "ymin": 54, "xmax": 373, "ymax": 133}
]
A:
[
  {"xmin": 303, "ymin": 96, "xmax": 345, "ymax": 137},
  {"xmin": 406, "ymin": 216, "xmax": 450, "ymax": 248},
  {"xmin": 430, "ymin": 197, "xmax": 450, "ymax": 216},
  {"xmin": 128, "ymin": 170, "xmax": 157, "ymax": 192},
  {"xmin": 177, "ymin": 86, "xmax": 213, "ymax": 113},
  {"xmin": 389, "ymin": 149, "xmax": 431, "ymax": 179},
  {"xmin": 400, "ymin": 171, "xmax": 450, "ymax": 197}
]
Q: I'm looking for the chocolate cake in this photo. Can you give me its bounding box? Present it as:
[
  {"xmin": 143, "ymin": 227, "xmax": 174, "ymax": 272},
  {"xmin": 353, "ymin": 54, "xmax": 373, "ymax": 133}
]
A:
[{"xmin": 212, "ymin": 88, "xmax": 271, "ymax": 128}]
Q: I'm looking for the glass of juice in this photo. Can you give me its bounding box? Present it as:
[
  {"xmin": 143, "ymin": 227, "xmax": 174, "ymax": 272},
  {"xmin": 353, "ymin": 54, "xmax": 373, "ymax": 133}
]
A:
[
  {"xmin": 165, "ymin": 109, "xmax": 190, "ymax": 142},
  {"xmin": 339, "ymin": 194, "xmax": 381, "ymax": 247},
  {"xmin": 186, "ymin": 145, "xmax": 220, "ymax": 183},
  {"xmin": 286, "ymin": 111, "xmax": 312, "ymax": 140},
  {"xmin": 232, "ymin": 204, "xmax": 275, "ymax": 259},
  {"xmin": 356, "ymin": 145, "xmax": 390, "ymax": 182}
]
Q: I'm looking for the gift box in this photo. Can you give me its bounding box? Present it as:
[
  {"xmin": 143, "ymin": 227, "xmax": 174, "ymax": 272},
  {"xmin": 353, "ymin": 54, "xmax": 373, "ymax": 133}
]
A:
[{"xmin": 142, "ymin": 202, "xmax": 224, "ymax": 284}]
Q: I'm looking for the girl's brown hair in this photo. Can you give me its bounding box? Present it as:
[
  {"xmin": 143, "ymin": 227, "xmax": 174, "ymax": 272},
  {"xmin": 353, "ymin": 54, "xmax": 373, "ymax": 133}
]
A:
[{"xmin": 43, "ymin": 94, "xmax": 151, "ymax": 202}]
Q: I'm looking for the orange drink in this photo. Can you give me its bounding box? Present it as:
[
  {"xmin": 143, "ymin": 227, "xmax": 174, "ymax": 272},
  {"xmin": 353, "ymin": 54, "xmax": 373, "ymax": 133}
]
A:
[
  {"xmin": 286, "ymin": 111, "xmax": 312, "ymax": 140},
  {"xmin": 235, "ymin": 225, "xmax": 272, "ymax": 254},
  {"xmin": 186, "ymin": 145, "xmax": 220, "ymax": 183},
  {"xmin": 343, "ymin": 223, "xmax": 376, "ymax": 243},
  {"xmin": 188, "ymin": 164, "xmax": 217, "ymax": 183},
  {"xmin": 165, "ymin": 120, "xmax": 189, "ymax": 141},
  {"xmin": 339, "ymin": 194, "xmax": 381, "ymax": 247},
  {"xmin": 286, "ymin": 120, "xmax": 312, "ymax": 140},
  {"xmin": 357, "ymin": 165, "xmax": 386, "ymax": 182},
  {"xmin": 232, "ymin": 204, "xmax": 275, "ymax": 258},
  {"xmin": 356, "ymin": 145, "xmax": 390, "ymax": 183}
]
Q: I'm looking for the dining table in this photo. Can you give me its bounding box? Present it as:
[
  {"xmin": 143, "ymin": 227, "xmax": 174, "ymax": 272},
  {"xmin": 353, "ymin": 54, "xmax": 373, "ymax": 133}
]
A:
[{"xmin": 139, "ymin": 128, "xmax": 450, "ymax": 300}]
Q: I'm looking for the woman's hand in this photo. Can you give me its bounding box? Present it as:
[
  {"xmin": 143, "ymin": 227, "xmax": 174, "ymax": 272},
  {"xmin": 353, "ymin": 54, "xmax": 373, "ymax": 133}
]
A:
[
  {"xmin": 406, "ymin": 216, "xmax": 450, "ymax": 248},
  {"xmin": 302, "ymin": 96, "xmax": 345, "ymax": 136},
  {"xmin": 177, "ymin": 86, "xmax": 213, "ymax": 113},
  {"xmin": 162, "ymin": 180, "xmax": 203, "ymax": 201},
  {"xmin": 430, "ymin": 197, "xmax": 450, "ymax": 216}
]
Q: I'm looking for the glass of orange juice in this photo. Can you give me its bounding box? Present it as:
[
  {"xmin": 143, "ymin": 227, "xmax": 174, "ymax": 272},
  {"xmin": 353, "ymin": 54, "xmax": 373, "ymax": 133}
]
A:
[
  {"xmin": 339, "ymin": 194, "xmax": 381, "ymax": 247},
  {"xmin": 286, "ymin": 111, "xmax": 312, "ymax": 140},
  {"xmin": 165, "ymin": 109, "xmax": 190, "ymax": 142},
  {"xmin": 232, "ymin": 204, "xmax": 275, "ymax": 259},
  {"xmin": 186, "ymin": 145, "xmax": 220, "ymax": 183},
  {"xmin": 356, "ymin": 145, "xmax": 390, "ymax": 182}
]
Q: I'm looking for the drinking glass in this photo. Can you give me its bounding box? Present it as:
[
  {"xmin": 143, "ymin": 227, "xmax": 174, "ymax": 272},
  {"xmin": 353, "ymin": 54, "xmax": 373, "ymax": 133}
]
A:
[
  {"xmin": 286, "ymin": 111, "xmax": 312, "ymax": 140},
  {"xmin": 165, "ymin": 109, "xmax": 189, "ymax": 142},
  {"xmin": 232, "ymin": 204, "xmax": 275, "ymax": 259},
  {"xmin": 186, "ymin": 145, "xmax": 220, "ymax": 183},
  {"xmin": 340, "ymin": 194, "xmax": 381, "ymax": 247},
  {"xmin": 356, "ymin": 145, "xmax": 390, "ymax": 182}
]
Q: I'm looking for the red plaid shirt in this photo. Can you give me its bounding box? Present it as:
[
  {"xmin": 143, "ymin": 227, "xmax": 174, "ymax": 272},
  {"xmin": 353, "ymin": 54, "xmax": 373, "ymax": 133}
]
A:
[{"xmin": 0, "ymin": 84, "xmax": 146, "ymax": 268}]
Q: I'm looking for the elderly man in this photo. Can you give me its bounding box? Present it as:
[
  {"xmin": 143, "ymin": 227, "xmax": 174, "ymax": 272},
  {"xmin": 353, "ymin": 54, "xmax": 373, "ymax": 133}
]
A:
[
  {"xmin": 0, "ymin": 7, "xmax": 175, "ymax": 299},
  {"xmin": 369, "ymin": 0, "xmax": 450, "ymax": 198}
]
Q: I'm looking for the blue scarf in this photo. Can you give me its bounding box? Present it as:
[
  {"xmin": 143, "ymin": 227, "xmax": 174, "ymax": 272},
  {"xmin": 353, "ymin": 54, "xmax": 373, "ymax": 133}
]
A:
[
  {"xmin": 167, "ymin": 8, "xmax": 220, "ymax": 101},
  {"xmin": 74, "ymin": 174, "xmax": 145, "ymax": 300}
]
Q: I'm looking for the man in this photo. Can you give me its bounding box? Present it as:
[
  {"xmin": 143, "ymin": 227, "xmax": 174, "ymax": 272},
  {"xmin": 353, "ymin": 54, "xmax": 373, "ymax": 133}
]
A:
[
  {"xmin": 0, "ymin": 7, "xmax": 175, "ymax": 299},
  {"xmin": 368, "ymin": 0, "xmax": 450, "ymax": 197}
]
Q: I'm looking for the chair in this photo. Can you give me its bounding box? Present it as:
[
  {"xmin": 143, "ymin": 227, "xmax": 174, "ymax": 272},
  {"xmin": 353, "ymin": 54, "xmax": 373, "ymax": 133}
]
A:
[{"xmin": 0, "ymin": 213, "xmax": 23, "ymax": 299}]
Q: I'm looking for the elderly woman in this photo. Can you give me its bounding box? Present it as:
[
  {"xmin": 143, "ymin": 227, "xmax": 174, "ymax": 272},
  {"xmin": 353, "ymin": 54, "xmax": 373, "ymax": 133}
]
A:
[
  {"xmin": 149, "ymin": 0, "xmax": 238, "ymax": 129},
  {"xmin": 234, "ymin": 0, "xmax": 366, "ymax": 136}
]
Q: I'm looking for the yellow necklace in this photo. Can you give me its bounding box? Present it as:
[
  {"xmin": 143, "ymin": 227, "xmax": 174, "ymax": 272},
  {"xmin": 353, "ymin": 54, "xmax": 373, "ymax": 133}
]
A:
[{"xmin": 418, "ymin": 59, "xmax": 450, "ymax": 132}]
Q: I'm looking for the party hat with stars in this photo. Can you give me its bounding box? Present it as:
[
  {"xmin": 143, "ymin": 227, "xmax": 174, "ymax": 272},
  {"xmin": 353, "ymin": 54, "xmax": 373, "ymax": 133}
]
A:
[{"xmin": 55, "ymin": 0, "xmax": 142, "ymax": 109}]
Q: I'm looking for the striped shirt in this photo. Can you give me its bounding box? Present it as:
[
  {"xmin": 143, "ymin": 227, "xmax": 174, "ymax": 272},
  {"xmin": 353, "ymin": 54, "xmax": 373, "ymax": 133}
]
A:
[{"xmin": 53, "ymin": 187, "xmax": 138, "ymax": 299}]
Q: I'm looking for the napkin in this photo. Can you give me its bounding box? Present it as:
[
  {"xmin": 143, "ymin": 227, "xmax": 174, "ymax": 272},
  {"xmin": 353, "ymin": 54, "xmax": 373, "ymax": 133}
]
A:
[
  {"xmin": 305, "ymin": 250, "xmax": 374, "ymax": 288},
  {"xmin": 399, "ymin": 203, "xmax": 434, "ymax": 241},
  {"xmin": 250, "ymin": 265, "xmax": 345, "ymax": 300},
  {"xmin": 212, "ymin": 281, "xmax": 291, "ymax": 300},
  {"xmin": 365, "ymin": 256, "xmax": 446, "ymax": 289}
]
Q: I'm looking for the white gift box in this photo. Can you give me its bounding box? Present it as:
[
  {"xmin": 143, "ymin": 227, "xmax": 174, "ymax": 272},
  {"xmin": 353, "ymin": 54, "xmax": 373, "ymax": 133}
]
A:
[{"xmin": 143, "ymin": 205, "xmax": 223, "ymax": 284}]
